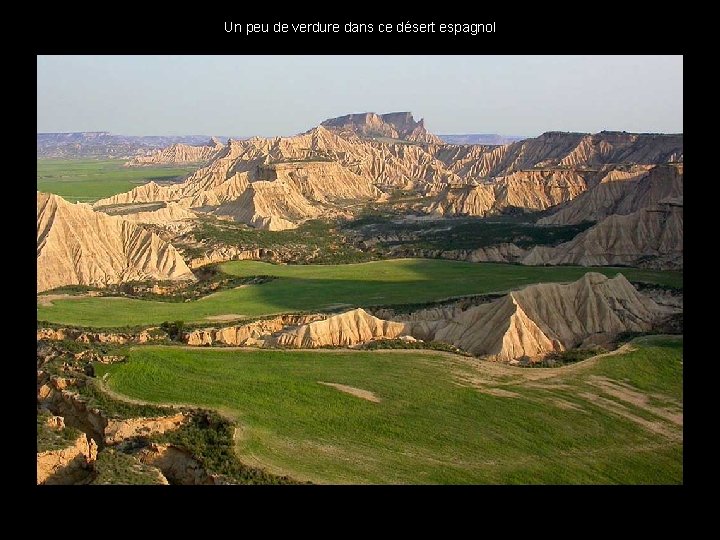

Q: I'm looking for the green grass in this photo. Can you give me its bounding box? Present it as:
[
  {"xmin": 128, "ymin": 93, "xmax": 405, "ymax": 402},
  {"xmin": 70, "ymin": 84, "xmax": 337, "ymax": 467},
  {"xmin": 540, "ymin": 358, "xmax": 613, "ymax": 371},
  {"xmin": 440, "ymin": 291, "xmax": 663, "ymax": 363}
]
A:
[
  {"xmin": 97, "ymin": 337, "xmax": 683, "ymax": 484},
  {"xmin": 37, "ymin": 259, "xmax": 682, "ymax": 328},
  {"xmin": 37, "ymin": 159, "xmax": 197, "ymax": 203}
]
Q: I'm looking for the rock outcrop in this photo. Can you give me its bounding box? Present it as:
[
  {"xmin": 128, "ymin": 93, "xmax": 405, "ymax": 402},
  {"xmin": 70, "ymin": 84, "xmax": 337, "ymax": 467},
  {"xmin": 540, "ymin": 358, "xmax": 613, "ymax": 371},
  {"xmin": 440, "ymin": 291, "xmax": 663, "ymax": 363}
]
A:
[
  {"xmin": 227, "ymin": 274, "xmax": 663, "ymax": 361},
  {"xmin": 37, "ymin": 432, "xmax": 98, "ymax": 485},
  {"xmin": 37, "ymin": 192, "xmax": 195, "ymax": 292},
  {"xmin": 137, "ymin": 443, "xmax": 217, "ymax": 485},
  {"xmin": 37, "ymin": 326, "xmax": 163, "ymax": 344},
  {"xmin": 186, "ymin": 314, "xmax": 327, "ymax": 346},
  {"xmin": 104, "ymin": 413, "xmax": 187, "ymax": 445},
  {"xmin": 188, "ymin": 247, "xmax": 268, "ymax": 269},
  {"xmin": 100, "ymin": 202, "xmax": 198, "ymax": 226},
  {"xmin": 271, "ymin": 308, "xmax": 411, "ymax": 348},
  {"xmin": 523, "ymin": 198, "xmax": 683, "ymax": 269},
  {"xmin": 426, "ymin": 170, "xmax": 587, "ymax": 216}
]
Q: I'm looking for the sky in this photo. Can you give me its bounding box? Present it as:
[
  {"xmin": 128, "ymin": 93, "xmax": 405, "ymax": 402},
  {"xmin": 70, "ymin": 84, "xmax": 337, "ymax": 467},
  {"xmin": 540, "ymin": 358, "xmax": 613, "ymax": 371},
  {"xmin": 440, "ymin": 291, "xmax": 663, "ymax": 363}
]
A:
[{"xmin": 37, "ymin": 55, "xmax": 683, "ymax": 137}]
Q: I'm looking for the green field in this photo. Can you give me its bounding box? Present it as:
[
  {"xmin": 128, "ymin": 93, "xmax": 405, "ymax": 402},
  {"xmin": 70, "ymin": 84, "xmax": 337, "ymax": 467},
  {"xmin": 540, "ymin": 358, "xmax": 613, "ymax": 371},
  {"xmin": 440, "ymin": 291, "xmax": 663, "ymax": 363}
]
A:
[
  {"xmin": 97, "ymin": 336, "xmax": 683, "ymax": 484},
  {"xmin": 37, "ymin": 159, "xmax": 197, "ymax": 202},
  {"xmin": 37, "ymin": 259, "xmax": 683, "ymax": 327}
]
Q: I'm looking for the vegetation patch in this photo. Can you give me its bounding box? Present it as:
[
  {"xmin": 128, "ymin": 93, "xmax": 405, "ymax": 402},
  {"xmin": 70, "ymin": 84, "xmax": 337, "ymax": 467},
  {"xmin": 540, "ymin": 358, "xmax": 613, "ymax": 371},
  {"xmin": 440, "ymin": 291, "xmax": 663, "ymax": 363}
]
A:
[
  {"xmin": 155, "ymin": 410, "xmax": 303, "ymax": 484},
  {"xmin": 91, "ymin": 449, "xmax": 167, "ymax": 485},
  {"xmin": 37, "ymin": 410, "xmax": 82, "ymax": 453}
]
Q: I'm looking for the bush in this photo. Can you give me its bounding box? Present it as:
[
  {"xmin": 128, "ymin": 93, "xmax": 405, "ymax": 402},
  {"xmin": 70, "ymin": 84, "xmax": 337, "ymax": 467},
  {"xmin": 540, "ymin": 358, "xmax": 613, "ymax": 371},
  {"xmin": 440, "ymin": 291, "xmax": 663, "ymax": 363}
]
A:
[{"xmin": 160, "ymin": 321, "xmax": 185, "ymax": 341}]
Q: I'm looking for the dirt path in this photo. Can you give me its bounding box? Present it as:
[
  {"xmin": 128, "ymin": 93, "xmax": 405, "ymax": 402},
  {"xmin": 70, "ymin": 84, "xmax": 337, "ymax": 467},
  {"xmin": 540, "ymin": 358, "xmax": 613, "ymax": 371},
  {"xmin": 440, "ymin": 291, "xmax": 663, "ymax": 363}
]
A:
[
  {"xmin": 205, "ymin": 314, "xmax": 247, "ymax": 321},
  {"xmin": 37, "ymin": 292, "xmax": 95, "ymax": 306},
  {"xmin": 318, "ymin": 382, "xmax": 381, "ymax": 402}
]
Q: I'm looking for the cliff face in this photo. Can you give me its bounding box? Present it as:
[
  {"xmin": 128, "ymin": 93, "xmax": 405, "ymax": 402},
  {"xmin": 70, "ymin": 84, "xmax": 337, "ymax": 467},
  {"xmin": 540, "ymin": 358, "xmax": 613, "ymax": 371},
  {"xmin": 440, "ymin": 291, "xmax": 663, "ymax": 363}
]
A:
[
  {"xmin": 37, "ymin": 192, "xmax": 195, "ymax": 292},
  {"xmin": 524, "ymin": 198, "xmax": 683, "ymax": 269},
  {"xmin": 37, "ymin": 432, "xmax": 98, "ymax": 485}
]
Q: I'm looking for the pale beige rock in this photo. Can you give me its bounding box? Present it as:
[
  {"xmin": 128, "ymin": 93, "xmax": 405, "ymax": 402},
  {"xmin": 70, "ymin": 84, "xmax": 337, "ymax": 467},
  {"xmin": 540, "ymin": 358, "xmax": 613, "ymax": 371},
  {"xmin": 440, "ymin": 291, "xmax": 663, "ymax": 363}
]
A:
[
  {"xmin": 189, "ymin": 247, "xmax": 264, "ymax": 269},
  {"xmin": 430, "ymin": 273, "xmax": 660, "ymax": 361},
  {"xmin": 538, "ymin": 163, "xmax": 683, "ymax": 225},
  {"xmin": 137, "ymin": 443, "xmax": 216, "ymax": 485},
  {"xmin": 100, "ymin": 202, "xmax": 197, "ymax": 225},
  {"xmin": 90, "ymin": 120, "xmax": 682, "ymax": 230},
  {"xmin": 104, "ymin": 413, "xmax": 187, "ymax": 445},
  {"xmin": 321, "ymin": 111, "xmax": 445, "ymax": 144},
  {"xmin": 45, "ymin": 415, "xmax": 65, "ymax": 430},
  {"xmin": 427, "ymin": 170, "xmax": 587, "ymax": 216},
  {"xmin": 272, "ymin": 308, "xmax": 411, "ymax": 348},
  {"xmin": 524, "ymin": 198, "xmax": 683, "ymax": 269},
  {"xmin": 37, "ymin": 192, "xmax": 195, "ymax": 293},
  {"xmin": 37, "ymin": 326, "xmax": 165, "ymax": 344}
]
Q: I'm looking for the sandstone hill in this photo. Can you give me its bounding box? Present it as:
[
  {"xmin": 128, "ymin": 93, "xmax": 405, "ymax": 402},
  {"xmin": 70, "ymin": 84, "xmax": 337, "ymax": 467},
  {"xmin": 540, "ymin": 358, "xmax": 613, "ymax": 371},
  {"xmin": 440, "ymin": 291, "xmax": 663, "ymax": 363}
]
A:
[
  {"xmin": 92, "ymin": 114, "xmax": 682, "ymax": 231},
  {"xmin": 126, "ymin": 137, "xmax": 225, "ymax": 166},
  {"xmin": 523, "ymin": 198, "xmax": 683, "ymax": 269},
  {"xmin": 537, "ymin": 163, "xmax": 683, "ymax": 226},
  {"xmin": 272, "ymin": 308, "xmax": 411, "ymax": 348},
  {"xmin": 37, "ymin": 192, "xmax": 195, "ymax": 293},
  {"xmin": 429, "ymin": 273, "xmax": 661, "ymax": 360}
]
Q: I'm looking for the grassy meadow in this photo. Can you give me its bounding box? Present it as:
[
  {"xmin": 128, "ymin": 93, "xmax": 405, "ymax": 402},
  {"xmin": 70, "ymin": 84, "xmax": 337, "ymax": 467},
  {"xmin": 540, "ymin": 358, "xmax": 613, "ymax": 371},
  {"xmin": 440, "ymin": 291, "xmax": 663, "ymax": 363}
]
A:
[
  {"xmin": 97, "ymin": 336, "xmax": 683, "ymax": 484},
  {"xmin": 37, "ymin": 259, "xmax": 682, "ymax": 327},
  {"xmin": 37, "ymin": 159, "xmax": 197, "ymax": 203}
]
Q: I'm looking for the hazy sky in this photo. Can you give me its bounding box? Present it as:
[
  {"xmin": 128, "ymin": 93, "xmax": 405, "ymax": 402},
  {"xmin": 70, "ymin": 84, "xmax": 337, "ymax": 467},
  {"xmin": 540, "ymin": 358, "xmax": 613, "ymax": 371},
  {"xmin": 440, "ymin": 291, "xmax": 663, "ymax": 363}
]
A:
[{"xmin": 37, "ymin": 55, "xmax": 683, "ymax": 137}]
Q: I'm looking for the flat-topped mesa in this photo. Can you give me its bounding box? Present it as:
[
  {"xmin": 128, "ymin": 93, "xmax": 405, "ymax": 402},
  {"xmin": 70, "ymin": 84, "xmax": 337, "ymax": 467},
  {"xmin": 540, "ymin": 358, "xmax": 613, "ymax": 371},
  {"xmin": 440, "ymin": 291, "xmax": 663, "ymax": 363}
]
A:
[
  {"xmin": 37, "ymin": 192, "xmax": 195, "ymax": 293},
  {"xmin": 321, "ymin": 111, "xmax": 445, "ymax": 144}
]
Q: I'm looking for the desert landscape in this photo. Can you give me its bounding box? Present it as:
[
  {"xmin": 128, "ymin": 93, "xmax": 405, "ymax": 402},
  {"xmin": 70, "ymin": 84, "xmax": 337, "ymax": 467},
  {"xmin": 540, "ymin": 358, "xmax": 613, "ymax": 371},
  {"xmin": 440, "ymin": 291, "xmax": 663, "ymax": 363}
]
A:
[{"xmin": 37, "ymin": 56, "xmax": 682, "ymax": 484}]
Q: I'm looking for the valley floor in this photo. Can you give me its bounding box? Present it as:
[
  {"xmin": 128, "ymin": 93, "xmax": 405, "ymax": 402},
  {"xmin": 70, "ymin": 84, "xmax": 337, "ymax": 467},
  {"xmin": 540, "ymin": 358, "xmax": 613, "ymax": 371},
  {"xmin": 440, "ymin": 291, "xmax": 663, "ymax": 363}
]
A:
[{"xmin": 37, "ymin": 259, "xmax": 682, "ymax": 328}]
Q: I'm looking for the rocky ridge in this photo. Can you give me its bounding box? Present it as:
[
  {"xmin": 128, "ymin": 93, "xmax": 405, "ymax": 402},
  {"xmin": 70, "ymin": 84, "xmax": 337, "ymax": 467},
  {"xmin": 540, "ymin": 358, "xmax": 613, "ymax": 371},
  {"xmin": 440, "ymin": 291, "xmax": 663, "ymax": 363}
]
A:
[{"xmin": 37, "ymin": 192, "xmax": 196, "ymax": 292}]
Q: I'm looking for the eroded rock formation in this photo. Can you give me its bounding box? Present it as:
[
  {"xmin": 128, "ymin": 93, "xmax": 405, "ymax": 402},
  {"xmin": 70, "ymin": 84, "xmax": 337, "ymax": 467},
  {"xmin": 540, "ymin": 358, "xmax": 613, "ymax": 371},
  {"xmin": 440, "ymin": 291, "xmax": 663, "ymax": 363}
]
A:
[
  {"xmin": 524, "ymin": 198, "xmax": 683, "ymax": 269},
  {"xmin": 37, "ymin": 192, "xmax": 195, "ymax": 292}
]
